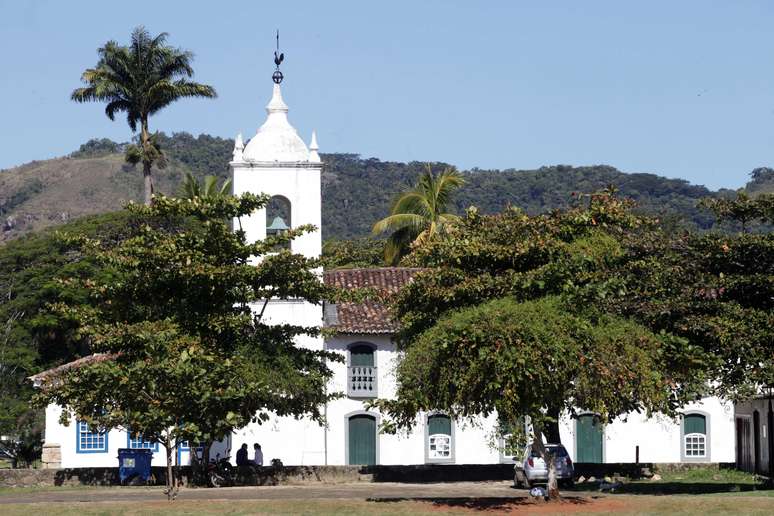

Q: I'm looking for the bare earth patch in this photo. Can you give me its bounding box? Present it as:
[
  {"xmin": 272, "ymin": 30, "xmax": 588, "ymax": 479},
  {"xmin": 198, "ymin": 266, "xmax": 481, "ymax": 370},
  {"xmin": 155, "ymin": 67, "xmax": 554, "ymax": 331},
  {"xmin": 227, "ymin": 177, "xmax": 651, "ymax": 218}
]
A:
[{"xmin": 0, "ymin": 480, "xmax": 772, "ymax": 514}]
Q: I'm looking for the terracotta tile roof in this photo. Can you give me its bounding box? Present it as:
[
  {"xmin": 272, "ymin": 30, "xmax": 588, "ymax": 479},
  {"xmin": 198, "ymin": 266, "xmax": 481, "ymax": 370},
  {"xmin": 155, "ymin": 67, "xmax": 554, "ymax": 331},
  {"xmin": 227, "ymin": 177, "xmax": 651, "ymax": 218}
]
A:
[
  {"xmin": 29, "ymin": 353, "xmax": 118, "ymax": 387},
  {"xmin": 30, "ymin": 268, "xmax": 422, "ymax": 382},
  {"xmin": 323, "ymin": 267, "xmax": 422, "ymax": 334}
]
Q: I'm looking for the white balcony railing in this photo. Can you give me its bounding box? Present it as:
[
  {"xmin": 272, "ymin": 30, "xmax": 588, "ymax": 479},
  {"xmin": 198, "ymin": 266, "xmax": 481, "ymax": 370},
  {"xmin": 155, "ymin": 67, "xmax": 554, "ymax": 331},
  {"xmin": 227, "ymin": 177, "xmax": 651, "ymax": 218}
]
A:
[{"xmin": 348, "ymin": 366, "xmax": 377, "ymax": 398}]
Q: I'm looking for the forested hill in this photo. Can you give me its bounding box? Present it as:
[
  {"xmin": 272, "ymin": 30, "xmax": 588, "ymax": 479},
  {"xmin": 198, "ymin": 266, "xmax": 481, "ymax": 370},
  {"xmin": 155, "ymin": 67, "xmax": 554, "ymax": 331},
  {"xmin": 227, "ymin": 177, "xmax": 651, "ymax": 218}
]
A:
[{"xmin": 1, "ymin": 132, "xmax": 771, "ymax": 241}]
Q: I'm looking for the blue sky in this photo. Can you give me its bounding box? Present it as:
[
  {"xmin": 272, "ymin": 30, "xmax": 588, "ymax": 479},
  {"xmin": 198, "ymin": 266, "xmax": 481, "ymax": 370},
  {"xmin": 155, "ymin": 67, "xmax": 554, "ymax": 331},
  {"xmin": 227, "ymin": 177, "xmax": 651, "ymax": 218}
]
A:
[{"xmin": 1, "ymin": 0, "xmax": 772, "ymax": 189}]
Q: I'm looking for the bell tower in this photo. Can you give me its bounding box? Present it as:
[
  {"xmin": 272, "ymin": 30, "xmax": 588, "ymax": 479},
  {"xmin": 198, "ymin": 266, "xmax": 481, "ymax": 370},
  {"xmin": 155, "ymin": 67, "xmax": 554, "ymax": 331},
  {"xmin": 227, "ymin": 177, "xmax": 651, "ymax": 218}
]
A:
[
  {"xmin": 229, "ymin": 40, "xmax": 327, "ymax": 465},
  {"xmin": 230, "ymin": 42, "xmax": 322, "ymax": 259}
]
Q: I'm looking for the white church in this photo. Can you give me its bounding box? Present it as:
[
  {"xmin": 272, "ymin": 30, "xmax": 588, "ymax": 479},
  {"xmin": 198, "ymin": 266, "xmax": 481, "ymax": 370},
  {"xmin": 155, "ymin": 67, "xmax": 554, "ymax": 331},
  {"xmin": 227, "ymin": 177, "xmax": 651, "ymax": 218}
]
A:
[{"xmin": 34, "ymin": 59, "xmax": 736, "ymax": 471}]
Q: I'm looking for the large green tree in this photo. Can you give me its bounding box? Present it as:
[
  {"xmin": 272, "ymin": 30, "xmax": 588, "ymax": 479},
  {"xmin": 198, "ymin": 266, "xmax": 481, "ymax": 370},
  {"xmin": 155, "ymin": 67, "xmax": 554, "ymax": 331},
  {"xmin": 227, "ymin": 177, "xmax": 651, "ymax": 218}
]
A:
[
  {"xmin": 0, "ymin": 211, "xmax": 174, "ymax": 459},
  {"xmin": 72, "ymin": 27, "xmax": 216, "ymax": 205},
  {"xmin": 372, "ymin": 165, "xmax": 464, "ymax": 265},
  {"xmin": 374, "ymin": 192, "xmax": 707, "ymax": 498},
  {"xmin": 34, "ymin": 194, "xmax": 341, "ymax": 498},
  {"xmin": 613, "ymin": 192, "xmax": 774, "ymax": 400}
]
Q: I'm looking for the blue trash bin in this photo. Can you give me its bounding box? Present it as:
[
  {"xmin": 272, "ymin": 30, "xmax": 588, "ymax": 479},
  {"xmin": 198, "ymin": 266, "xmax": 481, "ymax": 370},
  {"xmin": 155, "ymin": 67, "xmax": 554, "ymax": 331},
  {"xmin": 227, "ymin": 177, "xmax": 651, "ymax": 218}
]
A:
[{"xmin": 118, "ymin": 448, "xmax": 153, "ymax": 485}]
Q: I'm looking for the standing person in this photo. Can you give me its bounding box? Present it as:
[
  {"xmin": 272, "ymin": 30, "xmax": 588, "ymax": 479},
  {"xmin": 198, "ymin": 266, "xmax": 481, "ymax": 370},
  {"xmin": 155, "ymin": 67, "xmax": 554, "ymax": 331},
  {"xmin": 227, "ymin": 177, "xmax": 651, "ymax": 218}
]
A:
[
  {"xmin": 236, "ymin": 443, "xmax": 249, "ymax": 467},
  {"xmin": 253, "ymin": 443, "xmax": 264, "ymax": 467}
]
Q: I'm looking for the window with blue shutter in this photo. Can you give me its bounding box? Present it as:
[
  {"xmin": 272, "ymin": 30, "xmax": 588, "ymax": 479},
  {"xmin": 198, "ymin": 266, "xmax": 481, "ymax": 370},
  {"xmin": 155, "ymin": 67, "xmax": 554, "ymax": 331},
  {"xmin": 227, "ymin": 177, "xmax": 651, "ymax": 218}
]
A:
[
  {"xmin": 127, "ymin": 430, "xmax": 159, "ymax": 452},
  {"xmin": 76, "ymin": 421, "xmax": 108, "ymax": 453}
]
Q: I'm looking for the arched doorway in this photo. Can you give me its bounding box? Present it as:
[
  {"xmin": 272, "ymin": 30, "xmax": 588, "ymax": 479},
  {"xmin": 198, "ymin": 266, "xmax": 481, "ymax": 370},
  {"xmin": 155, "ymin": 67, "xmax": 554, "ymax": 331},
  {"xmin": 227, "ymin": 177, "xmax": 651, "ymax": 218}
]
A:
[
  {"xmin": 576, "ymin": 414, "xmax": 603, "ymax": 463},
  {"xmin": 347, "ymin": 414, "xmax": 376, "ymax": 465}
]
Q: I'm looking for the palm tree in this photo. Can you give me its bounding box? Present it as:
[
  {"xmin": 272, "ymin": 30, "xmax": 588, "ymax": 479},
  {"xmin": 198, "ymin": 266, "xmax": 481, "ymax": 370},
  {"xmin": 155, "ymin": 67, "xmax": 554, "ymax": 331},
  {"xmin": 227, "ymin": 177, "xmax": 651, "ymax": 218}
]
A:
[
  {"xmin": 179, "ymin": 172, "xmax": 232, "ymax": 200},
  {"xmin": 372, "ymin": 165, "xmax": 465, "ymax": 265},
  {"xmin": 72, "ymin": 26, "xmax": 217, "ymax": 205}
]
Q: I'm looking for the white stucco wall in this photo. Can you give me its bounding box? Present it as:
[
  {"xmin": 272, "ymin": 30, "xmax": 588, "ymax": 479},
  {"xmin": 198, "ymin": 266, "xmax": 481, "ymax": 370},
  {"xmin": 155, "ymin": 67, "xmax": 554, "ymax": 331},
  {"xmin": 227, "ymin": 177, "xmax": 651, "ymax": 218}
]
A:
[
  {"xmin": 43, "ymin": 404, "xmax": 231, "ymax": 468},
  {"xmin": 560, "ymin": 397, "xmax": 735, "ymax": 463},
  {"xmin": 320, "ymin": 334, "xmax": 501, "ymax": 465},
  {"xmin": 232, "ymin": 163, "xmax": 322, "ymax": 260},
  {"xmin": 45, "ymin": 334, "xmax": 737, "ymax": 469}
]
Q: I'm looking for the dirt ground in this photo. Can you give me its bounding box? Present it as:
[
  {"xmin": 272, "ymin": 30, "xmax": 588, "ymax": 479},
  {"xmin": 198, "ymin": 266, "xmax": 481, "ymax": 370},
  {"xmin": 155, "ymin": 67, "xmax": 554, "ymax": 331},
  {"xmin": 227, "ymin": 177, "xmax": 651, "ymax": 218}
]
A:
[{"xmin": 0, "ymin": 481, "xmax": 772, "ymax": 515}]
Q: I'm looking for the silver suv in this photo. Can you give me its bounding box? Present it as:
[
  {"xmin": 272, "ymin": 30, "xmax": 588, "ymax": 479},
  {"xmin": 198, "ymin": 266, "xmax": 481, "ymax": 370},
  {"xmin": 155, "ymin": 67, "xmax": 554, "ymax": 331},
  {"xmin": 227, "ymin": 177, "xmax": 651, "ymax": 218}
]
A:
[{"xmin": 513, "ymin": 443, "xmax": 574, "ymax": 488}]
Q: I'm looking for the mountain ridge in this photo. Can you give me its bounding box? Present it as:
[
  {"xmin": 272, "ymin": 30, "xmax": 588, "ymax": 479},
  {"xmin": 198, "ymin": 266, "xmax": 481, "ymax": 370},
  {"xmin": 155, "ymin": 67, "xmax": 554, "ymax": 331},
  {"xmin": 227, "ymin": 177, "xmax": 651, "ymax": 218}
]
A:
[{"xmin": 1, "ymin": 132, "xmax": 770, "ymax": 242}]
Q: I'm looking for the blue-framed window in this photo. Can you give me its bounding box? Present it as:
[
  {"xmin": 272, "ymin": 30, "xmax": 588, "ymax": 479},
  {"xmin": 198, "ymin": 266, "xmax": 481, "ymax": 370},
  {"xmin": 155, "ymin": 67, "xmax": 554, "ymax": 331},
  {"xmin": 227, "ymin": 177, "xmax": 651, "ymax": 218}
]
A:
[
  {"xmin": 76, "ymin": 421, "xmax": 108, "ymax": 453},
  {"xmin": 127, "ymin": 430, "xmax": 159, "ymax": 452}
]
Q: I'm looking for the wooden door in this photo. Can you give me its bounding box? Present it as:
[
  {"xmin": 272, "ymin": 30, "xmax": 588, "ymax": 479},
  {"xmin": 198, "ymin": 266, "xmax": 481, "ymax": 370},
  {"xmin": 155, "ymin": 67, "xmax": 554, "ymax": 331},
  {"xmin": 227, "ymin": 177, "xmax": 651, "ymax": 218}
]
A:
[
  {"xmin": 576, "ymin": 415, "xmax": 603, "ymax": 463},
  {"xmin": 348, "ymin": 414, "xmax": 376, "ymax": 465},
  {"xmin": 736, "ymin": 417, "xmax": 753, "ymax": 472}
]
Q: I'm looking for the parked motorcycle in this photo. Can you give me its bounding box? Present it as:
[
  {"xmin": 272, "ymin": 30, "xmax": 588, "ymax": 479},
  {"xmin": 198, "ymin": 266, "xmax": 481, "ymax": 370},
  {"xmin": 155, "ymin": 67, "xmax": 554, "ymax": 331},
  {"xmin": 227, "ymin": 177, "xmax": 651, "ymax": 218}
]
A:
[{"xmin": 207, "ymin": 451, "xmax": 234, "ymax": 488}]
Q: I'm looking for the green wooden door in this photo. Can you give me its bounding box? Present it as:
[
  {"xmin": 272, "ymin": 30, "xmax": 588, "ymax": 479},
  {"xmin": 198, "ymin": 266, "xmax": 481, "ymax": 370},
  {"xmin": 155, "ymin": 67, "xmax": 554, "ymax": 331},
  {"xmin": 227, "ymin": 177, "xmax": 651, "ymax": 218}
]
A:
[
  {"xmin": 348, "ymin": 415, "xmax": 376, "ymax": 465},
  {"xmin": 576, "ymin": 415, "xmax": 603, "ymax": 463}
]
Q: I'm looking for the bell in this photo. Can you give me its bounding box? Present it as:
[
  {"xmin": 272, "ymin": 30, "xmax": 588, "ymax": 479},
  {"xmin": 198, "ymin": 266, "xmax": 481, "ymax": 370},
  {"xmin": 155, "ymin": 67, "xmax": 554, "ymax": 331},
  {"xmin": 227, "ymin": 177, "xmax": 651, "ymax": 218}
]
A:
[{"xmin": 266, "ymin": 216, "xmax": 289, "ymax": 232}]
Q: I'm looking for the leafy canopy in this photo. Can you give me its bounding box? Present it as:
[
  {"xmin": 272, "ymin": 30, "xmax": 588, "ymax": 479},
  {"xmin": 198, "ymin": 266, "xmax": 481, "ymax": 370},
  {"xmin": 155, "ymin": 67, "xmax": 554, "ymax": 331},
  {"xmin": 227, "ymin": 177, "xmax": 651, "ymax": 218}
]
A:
[
  {"xmin": 34, "ymin": 193, "xmax": 341, "ymax": 461},
  {"xmin": 613, "ymin": 193, "xmax": 774, "ymax": 399},
  {"xmin": 378, "ymin": 297, "xmax": 673, "ymax": 433},
  {"xmin": 376, "ymin": 191, "xmax": 709, "ymax": 434}
]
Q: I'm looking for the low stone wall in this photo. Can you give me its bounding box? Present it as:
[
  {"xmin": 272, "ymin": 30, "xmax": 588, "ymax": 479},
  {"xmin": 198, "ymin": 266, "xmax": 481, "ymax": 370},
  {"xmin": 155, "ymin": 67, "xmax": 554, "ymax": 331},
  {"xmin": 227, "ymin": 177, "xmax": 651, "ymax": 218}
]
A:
[
  {"xmin": 573, "ymin": 462, "xmax": 737, "ymax": 479},
  {"xmin": 0, "ymin": 462, "xmax": 737, "ymax": 487}
]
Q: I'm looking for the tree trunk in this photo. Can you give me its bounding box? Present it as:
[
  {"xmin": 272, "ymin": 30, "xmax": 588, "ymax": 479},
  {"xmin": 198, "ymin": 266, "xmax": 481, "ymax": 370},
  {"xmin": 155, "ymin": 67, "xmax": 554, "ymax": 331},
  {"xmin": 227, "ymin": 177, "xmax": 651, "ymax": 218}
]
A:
[
  {"xmin": 140, "ymin": 119, "xmax": 154, "ymax": 206},
  {"xmin": 533, "ymin": 426, "xmax": 560, "ymax": 500},
  {"xmin": 163, "ymin": 437, "xmax": 178, "ymax": 501},
  {"xmin": 545, "ymin": 406, "xmax": 562, "ymax": 444},
  {"xmin": 143, "ymin": 164, "xmax": 154, "ymax": 206},
  {"xmin": 174, "ymin": 441, "xmax": 182, "ymax": 493},
  {"xmin": 203, "ymin": 442, "xmax": 212, "ymax": 487}
]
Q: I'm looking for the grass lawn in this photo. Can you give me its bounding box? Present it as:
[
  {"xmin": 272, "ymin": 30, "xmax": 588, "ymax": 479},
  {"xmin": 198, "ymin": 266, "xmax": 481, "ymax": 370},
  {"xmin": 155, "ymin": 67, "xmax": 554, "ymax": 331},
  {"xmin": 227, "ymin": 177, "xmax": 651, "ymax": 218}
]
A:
[
  {"xmin": 0, "ymin": 468, "xmax": 771, "ymax": 514},
  {"xmin": 0, "ymin": 494, "xmax": 773, "ymax": 515}
]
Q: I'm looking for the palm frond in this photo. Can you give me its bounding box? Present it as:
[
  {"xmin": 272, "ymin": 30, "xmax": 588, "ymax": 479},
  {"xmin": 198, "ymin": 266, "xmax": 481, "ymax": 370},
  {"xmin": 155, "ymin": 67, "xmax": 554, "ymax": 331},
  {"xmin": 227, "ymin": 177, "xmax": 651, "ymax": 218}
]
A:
[
  {"xmin": 372, "ymin": 213, "xmax": 426, "ymax": 236},
  {"xmin": 433, "ymin": 167, "xmax": 465, "ymax": 209},
  {"xmin": 219, "ymin": 178, "xmax": 233, "ymax": 196},
  {"xmin": 179, "ymin": 172, "xmax": 200, "ymax": 198},
  {"xmin": 104, "ymin": 99, "xmax": 131, "ymax": 121},
  {"xmin": 384, "ymin": 226, "xmax": 416, "ymax": 266},
  {"xmin": 390, "ymin": 193, "xmax": 432, "ymax": 222},
  {"xmin": 171, "ymin": 79, "xmax": 217, "ymax": 98}
]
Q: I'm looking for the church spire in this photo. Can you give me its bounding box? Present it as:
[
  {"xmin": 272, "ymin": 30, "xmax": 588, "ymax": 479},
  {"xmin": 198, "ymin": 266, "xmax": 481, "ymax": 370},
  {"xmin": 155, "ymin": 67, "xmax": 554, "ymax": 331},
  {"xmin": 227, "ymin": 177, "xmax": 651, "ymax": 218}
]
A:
[
  {"xmin": 309, "ymin": 130, "xmax": 320, "ymax": 163},
  {"xmin": 232, "ymin": 132, "xmax": 244, "ymax": 162}
]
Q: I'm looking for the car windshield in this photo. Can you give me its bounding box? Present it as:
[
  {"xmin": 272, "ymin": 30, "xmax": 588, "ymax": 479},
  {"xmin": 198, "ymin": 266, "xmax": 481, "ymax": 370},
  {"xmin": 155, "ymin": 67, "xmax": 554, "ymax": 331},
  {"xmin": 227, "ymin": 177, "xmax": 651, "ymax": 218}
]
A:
[{"xmin": 528, "ymin": 445, "xmax": 568, "ymax": 458}]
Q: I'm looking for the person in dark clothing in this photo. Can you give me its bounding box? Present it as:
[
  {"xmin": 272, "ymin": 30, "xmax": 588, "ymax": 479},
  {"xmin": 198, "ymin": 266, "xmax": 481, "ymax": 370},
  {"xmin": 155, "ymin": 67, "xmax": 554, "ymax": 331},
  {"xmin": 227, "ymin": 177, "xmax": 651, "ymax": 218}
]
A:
[{"xmin": 236, "ymin": 443, "xmax": 249, "ymax": 466}]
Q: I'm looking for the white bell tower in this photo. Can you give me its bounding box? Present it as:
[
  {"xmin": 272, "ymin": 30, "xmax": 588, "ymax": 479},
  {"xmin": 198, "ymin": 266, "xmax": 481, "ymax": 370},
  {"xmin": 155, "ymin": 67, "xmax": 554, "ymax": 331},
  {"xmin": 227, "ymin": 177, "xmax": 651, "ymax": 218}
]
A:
[
  {"xmin": 230, "ymin": 70, "xmax": 322, "ymax": 259},
  {"xmin": 229, "ymin": 48, "xmax": 328, "ymax": 465}
]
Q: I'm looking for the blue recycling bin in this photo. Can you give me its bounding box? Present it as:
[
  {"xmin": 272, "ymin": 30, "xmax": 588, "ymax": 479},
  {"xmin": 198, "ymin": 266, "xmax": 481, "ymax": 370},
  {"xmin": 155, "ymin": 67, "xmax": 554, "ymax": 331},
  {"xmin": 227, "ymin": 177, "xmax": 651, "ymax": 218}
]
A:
[{"xmin": 118, "ymin": 448, "xmax": 153, "ymax": 485}]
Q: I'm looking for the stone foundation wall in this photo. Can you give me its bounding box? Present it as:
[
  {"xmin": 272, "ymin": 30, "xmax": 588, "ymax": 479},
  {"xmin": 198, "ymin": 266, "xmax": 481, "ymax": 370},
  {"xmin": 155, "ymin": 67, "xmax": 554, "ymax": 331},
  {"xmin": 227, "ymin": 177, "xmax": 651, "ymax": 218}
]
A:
[
  {"xmin": 41, "ymin": 443, "xmax": 61, "ymax": 470},
  {"xmin": 0, "ymin": 462, "xmax": 737, "ymax": 487},
  {"xmin": 573, "ymin": 462, "xmax": 736, "ymax": 479}
]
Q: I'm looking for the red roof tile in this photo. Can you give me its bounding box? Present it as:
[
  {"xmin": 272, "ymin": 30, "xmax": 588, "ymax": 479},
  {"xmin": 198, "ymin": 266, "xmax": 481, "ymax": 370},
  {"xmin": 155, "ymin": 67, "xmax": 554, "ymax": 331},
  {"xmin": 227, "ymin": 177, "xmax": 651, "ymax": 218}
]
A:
[
  {"xmin": 29, "ymin": 353, "xmax": 118, "ymax": 386},
  {"xmin": 31, "ymin": 268, "xmax": 421, "ymax": 382},
  {"xmin": 323, "ymin": 267, "xmax": 421, "ymax": 334}
]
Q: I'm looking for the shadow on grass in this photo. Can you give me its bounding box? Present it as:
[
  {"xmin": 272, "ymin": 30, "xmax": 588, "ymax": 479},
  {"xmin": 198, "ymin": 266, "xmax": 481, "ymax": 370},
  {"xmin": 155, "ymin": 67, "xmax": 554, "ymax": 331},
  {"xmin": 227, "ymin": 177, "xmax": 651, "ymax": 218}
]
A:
[
  {"xmin": 565, "ymin": 481, "xmax": 772, "ymax": 496},
  {"xmin": 367, "ymin": 496, "xmax": 593, "ymax": 511}
]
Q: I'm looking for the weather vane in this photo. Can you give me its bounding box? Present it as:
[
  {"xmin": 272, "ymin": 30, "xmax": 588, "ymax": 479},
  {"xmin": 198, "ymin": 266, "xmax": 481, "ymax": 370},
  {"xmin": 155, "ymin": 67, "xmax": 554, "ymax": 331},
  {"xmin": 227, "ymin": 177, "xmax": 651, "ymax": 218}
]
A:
[{"xmin": 272, "ymin": 30, "xmax": 284, "ymax": 84}]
